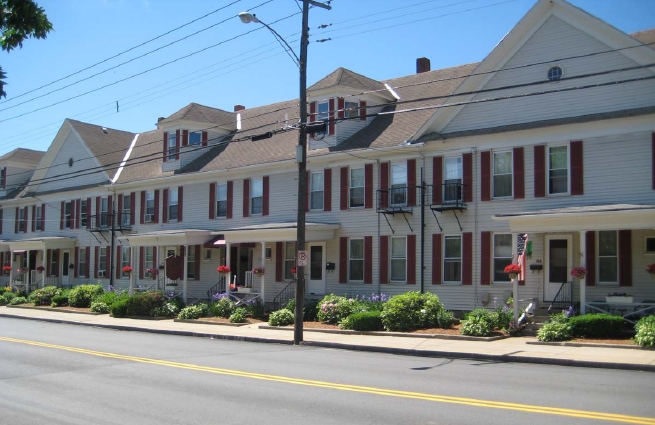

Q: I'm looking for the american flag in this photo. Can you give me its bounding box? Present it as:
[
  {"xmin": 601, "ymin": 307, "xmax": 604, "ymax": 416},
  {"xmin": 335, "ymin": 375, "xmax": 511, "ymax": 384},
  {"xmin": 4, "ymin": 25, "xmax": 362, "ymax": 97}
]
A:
[{"xmin": 517, "ymin": 233, "xmax": 529, "ymax": 283}]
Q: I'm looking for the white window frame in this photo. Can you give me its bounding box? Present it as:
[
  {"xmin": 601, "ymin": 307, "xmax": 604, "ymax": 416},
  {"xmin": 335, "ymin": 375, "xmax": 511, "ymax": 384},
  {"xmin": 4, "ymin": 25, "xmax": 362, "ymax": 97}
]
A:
[
  {"xmin": 317, "ymin": 100, "xmax": 329, "ymax": 121},
  {"xmin": 493, "ymin": 234, "xmax": 513, "ymax": 283},
  {"xmin": 597, "ymin": 230, "xmax": 618, "ymax": 285},
  {"xmin": 120, "ymin": 246, "xmax": 131, "ymax": 279},
  {"xmin": 443, "ymin": 235, "xmax": 462, "ymax": 284},
  {"xmin": 349, "ymin": 168, "xmax": 365, "ymax": 208},
  {"xmin": 348, "ymin": 238, "xmax": 364, "ymax": 282},
  {"xmin": 187, "ymin": 246, "xmax": 196, "ymax": 279},
  {"xmin": 204, "ymin": 249, "xmax": 212, "ymax": 261},
  {"xmin": 310, "ymin": 171, "xmax": 324, "ymax": 211},
  {"xmin": 122, "ymin": 194, "xmax": 131, "ymax": 226},
  {"xmin": 64, "ymin": 201, "xmax": 73, "ymax": 229},
  {"xmin": 145, "ymin": 247, "xmax": 154, "ymax": 277},
  {"xmin": 645, "ymin": 236, "xmax": 655, "ymax": 255},
  {"xmin": 390, "ymin": 163, "xmax": 407, "ymax": 207},
  {"xmin": 216, "ymin": 183, "xmax": 227, "ymax": 218},
  {"xmin": 35, "ymin": 205, "xmax": 43, "ymax": 231},
  {"xmin": 443, "ymin": 156, "xmax": 463, "ymax": 203},
  {"xmin": 188, "ymin": 131, "xmax": 202, "ymax": 146},
  {"xmin": 251, "ymin": 178, "xmax": 263, "ymax": 215},
  {"xmin": 50, "ymin": 249, "xmax": 59, "ymax": 276},
  {"xmin": 78, "ymin": 248, "xmax": 87, "ymax": 278},
  {"xmin": 98, "ymin": 248, "xmax": 107, "ymax": 275},
  {"xmin": 145, "ymin": 191, "xmax": 155, "ymax": 217},
  {"xmin": 548, "ymin": 144, "xmax": 569, "ymax": 196},
  {"xmin": 344, "ymin": 101, "xmax": 358, "ymax": 119},
  {"xmin": 168, "ymin": 189, "xmax": 179, "ymax": 221},
  {"xmin": 18, "ymin": 208, "xmax": 25, "ymax": 232},
  {"xmin": 492, "ymin": 150, "xmax": 513, "ymax": 199},
  {"xmin": 100, "ymin": 197, "xmax": 109, "ymax": 227},
  {"xmin": 80, "ymin": 200, "xmax": 87, "ymax": 228},
  {"xmin": 167, "ymin": 131, "xmax": 177, "ymax": 160},
  {"xmin": 390, "ymin": 236, "xmax": 407, "ymax": 282}
]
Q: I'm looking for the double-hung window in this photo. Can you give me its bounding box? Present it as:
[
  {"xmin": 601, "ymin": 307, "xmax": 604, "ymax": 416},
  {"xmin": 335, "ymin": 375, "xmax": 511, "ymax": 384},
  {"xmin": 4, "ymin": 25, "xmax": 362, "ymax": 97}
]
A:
[
  {"xmin": 167, "ymin": 132, "xmax": 177, "ymax": 160},
  {"xmin": 444, "ymin": 236, "xmax": 462, "ymax": 283},
  {"xmin": 145, "ymin": 191, "xmax": 155, "ymax": 222},
  {"xmin": 18, "ymin": 208, "xmax": 25, "ymax": 232},
  {"xmin": 80, "ymin": 200, "xmax": 87, "ymax": 228},
  {"xmin": 78, "ymin": 249, "xmax": 87, "ymax": 278},
  {"xmin": 345, "ymin": 101, "xmax": 358, "ymax": 119},
  {"xmin": 35, "ymin": 205, "xmax": 43, "ymax": 231},
  {"xmin": 168, "ymin": 189, "xmax": 178, "ymax": 221},
  {"xmin": 64, "ymin": 201, "xmax": 73, "ymax": 228},
  {"xmin": 390, "ymin": 236, "xmax": 406, "ymax": 282},
  {"xmin": 216, "ymin": 183, "xmax": 227, "ymax": 218},
  {"xmin": 493, "ymin": 234, "xmax": 513, "ymax": 282},
  {"xmin": 100, "ymin": 197, "xmax": 109, "ymax": 227},
  {"xmin": 349, "ymin": 168, "xmax": 364, "ymax": 208},
  {"xmin": 598, "ymin": 231, "xmax": 618, "ymax": 284},
  {"xmin": 548, "ymin": 145, "xmax": 568, "ymax": 194},
  {"xmin": 493, "ymin": 151, "xmax": 513, "ymax": 198},
  {"xmin": 251, "ymin": 178, "xmax": 263, "ymax": 215},
  {"xmin": 349, "ymin": 239, "xmax": 364, "ymax": 282},
  {"xmin": 391, "ymin": 163, "xmax": 407, "ymax": 206},
  {"xmin": 317, "ymin": 101, "xmax": 329, "ymax": 121},
  {"xmin": 120, "ymin": 247, "xmax": 130, "ymax": 279},
  {"xmin": 284, "ymin": 242, "xmax": 296, "ymax": 280},
  {"xmin": 189, "ymin": 131, "xmax": 202, "ymax": 145},
  {"xmin": 99, "ymin": 248, "xmax": 107, "ymax": 276},
  {"xmin": 187, "ymin": 247, "xmax": 196, "ymax": 279},
  {"xmin": 122, "ymin": 195, "xmax": 131, "ymax": 226},
  {"xmin": 310, "ymin": 171, "xmax": 324, "ymax": 211},
  {"xmin": 444, "ymin": 157, "xmax": 462, "ymax": 202},
  {"xmin": 144, "ymin": 247, "xmax": 154, "ymax": 278}
]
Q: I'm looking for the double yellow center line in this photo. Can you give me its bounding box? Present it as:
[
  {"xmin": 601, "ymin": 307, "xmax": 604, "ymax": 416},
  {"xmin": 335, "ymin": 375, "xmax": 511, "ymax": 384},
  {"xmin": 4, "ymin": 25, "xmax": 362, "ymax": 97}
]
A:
[{"xmin": 1, "ymin": 336, "xmax": 653, "ymax": 424}]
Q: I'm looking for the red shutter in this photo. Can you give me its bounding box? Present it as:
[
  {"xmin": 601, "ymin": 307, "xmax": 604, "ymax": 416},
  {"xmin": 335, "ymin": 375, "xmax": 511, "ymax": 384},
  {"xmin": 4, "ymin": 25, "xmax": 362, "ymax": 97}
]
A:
[
  {"xmin": 328, "ymin": 98, "xmax": 335, "ymax": 136},
  {"xmin": 1, "ymin": 167, "xmax": 5, "ymax": 188},
  {"xmin": 94, "ymin": 247, "xmax": 99, "ymax": 279},
  {"xmin": 195, "ymin": 245, "xmax": 201, "ymax": 280},
  {"xmin": 31, "ymin": 205, "xmax": 36, "ymax": 232},
  {"xmin": 46, "ymin": 249, "xmax": 51, "ymax": 277},
  {"xmin": 463, "ymin": 153, "xmax": 473, "ymax": 203},
  {"xmin": 116, "ymin": 246, "xmax": 121, "ymax": 280},
  {"xmin": 340, "ymin": 167, "xmax": 348, "ymax": 210},
  {"xmin": 534, "ymin": 145, "xmax": 546, "ymax": 197},
  {"xmin": 359, "ymin": 101, "xmax": 366, "ymax": 121},
  {"xmin": 85, "ymin": 247, "xmax": 90, "ymax": 279},
  {"xmin": 364, "ymin": 163, "xmax": 373, "ymax": 209},
  {"xmin": 130, "ymin": 192, "xmax": 136, "ymax": 225},
  {"xmin": 324, "ymin": 168, "xmax": 332, "ymax": 212},
  {"xmin": 41, "ymin": 204, "xmax": 46, "ymax": 231},
  {"xmin": 481, "ymin": 231, "xmax": 491, "ymax": 285},
  {"xmin": 380, "ymin": 162, "xmax": 389, "ymax": 209},
  {"xmin": 95, "ymin": 197, "xmax": 100, "ymax": 225},
  {"xmin": 162, "ymin": 131, "xmax": 168, "ymax": 162},
  {"xmin": 513, "ymin": 147, "xmax": 525, "ymax": 199},
  {"xmin": 227, "ymin": 181, "xmax": 233, "ymax": 219},
  {"xmin": 263, "ymin": 176, "xmax": 269, "ymax": 216},
  {"xmin": 275, "ymin": 242, "xmax": 283, "ymax": 282},
  {"xmin": 570, "ymin": 140, "xmax": 583, "ymax": 196},
  {"xmin": 407, "ymin": 159, "xmax": 416, "ymax": 206},
  {"xmin": 481, "ymin": 151, "xmax": 491, "ymax": 202},
  {"xmin": 175, "ymin": 129, "xmax": 181, "ymax": 160},
  {"xmin": 76, "ymin": 198, "xmax": 81, "ymax": 229},
  {"xmin": 23, "ymin": 206, "xmax": 27, "ymax": 233},
  {"xmin": 60, "ymin": 201, "xmax": 64, "ymax": 230},
  {"xmin": 619, "ymin": 230, "xmax": 632, "ymax": 287},
  {"xmin": 432, "ymin": 156, "xmax": 443, "ymax": 204},
  {"xmin": 107, "ymin": 195, "xmax": 113, "ymax": 223},
  {"xmin": 178, "ymin": 186, "xmax": 184, "ymax": 222},
  {"xmin": 209, "ymin": 183, "xmax": 216, "ymax": 219},
  {"xmin": 243, "ymin": 179, "xmax": 250, "ymax": 217},
  {"xmin": 379, "ymin": 236, "xmax": 389, "ymax": 284},
  {"xmin": 339, "ymin": 237, "xmax": 348, "ymax": 284},
  {"xmin": 432, "ymin": 234, "xmax": 442, "ymax": 285},
  {"xmin": 586, "ymin": 232, "xmax": 596, "ymax": 286},
  {"xmin": 162, "ymin": 189, "xmax": 169, "ymax": 223},
  {"xmin": 202, "ymin": 131, "xmax": 208, "ymax": 147},
  {"xmin": 140, "ymin": 191, "xmax": 146, "ymax": 224},
  {"xmin": 154, "ymin": 190, "xmax": 160, "ymax": 223},
  {"xmin": 117, "ymin": 195, "xmax": 123, "ymax": 227},
  {"xmin": 105, "ymin": 247, "xmax": 111, "ymax": 279},
  {"xmin": 182, "ymin": 129, "xmax": 189, "ymax": 147},
  {"xmin": 407, "ymin": 234, "xmax": 416, "ymax": 284},
  {"xmin": 14, "ymin": 207, "xmax": 18, "ymax": 234},
  {"xmin": 74, "ymin": 247, "xmax": 79, "ymax": 278},
  {"xmin": 462, "ymin": 232, "xmax": 472, "ymax": 285},
  {"xmin": 309, "ymin": 101, "xmax": 316, "ymax": 122},
  {"xmin": 139, "ymin": 247, "xmax": 145, "ymax": 280},
  {"xmin": 364, "ymin": 236, "xmax": 373, "ymax": 284},
  {"xmin": 337, "ymin": 97, "xmax": 345, "ymax": 119}
]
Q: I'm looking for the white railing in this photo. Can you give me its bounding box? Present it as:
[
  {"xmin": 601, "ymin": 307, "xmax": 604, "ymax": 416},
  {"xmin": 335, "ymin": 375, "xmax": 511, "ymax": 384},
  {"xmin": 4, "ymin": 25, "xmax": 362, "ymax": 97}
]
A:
[
  {"xmin": 244, "ymin": 271, "xmax": 253, "ymax": 288},
  {"xmin": 30, "ymin": 271, "xmax": 44, "ymax": 291}
]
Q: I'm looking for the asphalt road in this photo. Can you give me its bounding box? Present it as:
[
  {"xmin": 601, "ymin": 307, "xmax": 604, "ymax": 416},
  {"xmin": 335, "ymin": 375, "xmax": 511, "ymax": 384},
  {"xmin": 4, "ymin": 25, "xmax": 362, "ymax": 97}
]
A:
[{"xmin": 1, "ymin": 318, "xmax": 654, "ymax": 425}]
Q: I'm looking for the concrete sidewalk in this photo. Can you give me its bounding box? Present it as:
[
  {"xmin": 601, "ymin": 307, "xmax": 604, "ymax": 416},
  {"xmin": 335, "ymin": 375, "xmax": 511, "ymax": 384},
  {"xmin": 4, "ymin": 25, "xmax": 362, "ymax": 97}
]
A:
[{"xmin": 2, "ymin": 305, "xmax": 654, "ymax": 372}]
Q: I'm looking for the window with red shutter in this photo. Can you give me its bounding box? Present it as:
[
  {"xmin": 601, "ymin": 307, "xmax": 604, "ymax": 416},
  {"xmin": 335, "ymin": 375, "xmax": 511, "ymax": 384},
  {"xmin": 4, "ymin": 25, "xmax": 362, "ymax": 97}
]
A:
[{"xmin": 432, "ymin": 234, "xmax": 442, "ymax": 285}]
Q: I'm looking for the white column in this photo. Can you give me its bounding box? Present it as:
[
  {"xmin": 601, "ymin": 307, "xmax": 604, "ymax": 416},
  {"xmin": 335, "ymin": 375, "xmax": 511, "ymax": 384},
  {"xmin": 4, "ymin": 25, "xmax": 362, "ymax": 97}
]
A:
[
  {"xmin": 129, "ymin": 247, "xmax": 134, "ymax": 295},
  {"xmin": 42, "ymin": 249, "xmax": 46, "ymax": 286},
  {"xmin": 225, "ymin": 243, "xmax": 231, "ymax": 295},
  {"xmin": 183, "ymin": 244, "xmax": 188, "ymax": 304},
  {"xmin": 512, "ymin": 233, "xmax": 519, "ymax": 323},
  {"xmin": 26, "ymin": 250, "xmax": 31, "ymax": 293},
  {"xmin": 260, "ymin": 242, "xmax": 266, "ymax": 304},
  {"xmin": 580, "ymin": 231, "xmax": 586, "ymax": 315}
]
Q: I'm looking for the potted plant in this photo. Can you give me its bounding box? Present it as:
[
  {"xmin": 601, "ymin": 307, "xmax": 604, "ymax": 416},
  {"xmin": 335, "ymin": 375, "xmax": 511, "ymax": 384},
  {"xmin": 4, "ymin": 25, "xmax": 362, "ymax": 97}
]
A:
[
  {"xmin": 570, "ymin": 267, "xmax": 587, "ymax": 279},
  {"xmin": 217, "ymin": 265, "xmax": 231, "ymax": 275},
  {"xmin": 36, "ymin": 266, "xmax": 45, "ymax": 273},
  {"xmin": 146, "ymin": 268, "xmax": 158, "ymax": 280},
  {"xmin": 252, "ymin": 266, "xmax": 265, "ymax": 277},
  {"xmin": 291, "ymin": 266, "xmax": 297, "ymax": 277},
  {"xmin": 122, "ymin": 265, "xmax": 133, "ymax": 275},
  {"xmin": 606, "ymin": 292, "xmax": 633, "ymax": 304},
  {"xmin": 504, "ymin": 264, "xmax": 521, "ymax": 280},
  {"xmin": 646, "ymin": 264, "xmax": 655, "ymax": 279}
]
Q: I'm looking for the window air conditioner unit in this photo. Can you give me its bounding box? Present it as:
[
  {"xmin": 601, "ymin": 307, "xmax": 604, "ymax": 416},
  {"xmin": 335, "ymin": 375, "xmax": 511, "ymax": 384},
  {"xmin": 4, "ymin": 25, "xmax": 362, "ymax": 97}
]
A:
[
  {"xmin": 98, "ymin": 271, "xmax": 106, "ymax": 278},
  {"xmin": 144, "ymin": 214, "xmax": 153, "ymax": 223}
]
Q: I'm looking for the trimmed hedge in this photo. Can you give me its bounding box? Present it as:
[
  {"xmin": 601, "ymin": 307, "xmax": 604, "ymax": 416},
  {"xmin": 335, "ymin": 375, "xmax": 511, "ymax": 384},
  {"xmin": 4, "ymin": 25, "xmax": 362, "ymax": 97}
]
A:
[
  {"xmin": 380, "ymin": 292, "xmax": 447, "ymax": 332},
  {"xmin": 339, "ymin": 311, "xmax": 383, "ymax": 331},
  {"xmin": 51, "ymin": 294, "xmax": 69, "ymax": 307},
  {"xmin": 269, "ymin": 309, "xmax": 294, "ymax": 326},
  {"xmin": 568, "ymin": 314, "xmax": 624, "ymax": 338},
  {"xmin": 68, "ymin": 284, "xmax": 103, "ymax": 308}
]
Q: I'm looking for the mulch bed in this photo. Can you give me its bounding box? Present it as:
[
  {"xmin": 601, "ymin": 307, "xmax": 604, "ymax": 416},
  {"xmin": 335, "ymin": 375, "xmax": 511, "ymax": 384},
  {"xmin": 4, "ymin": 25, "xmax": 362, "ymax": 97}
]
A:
[
  {"xmin": 7, "ymin": 304, "xmax": 98, "ymax": 314},
  {"xmin": 185, "ymin": 316, "xmax": 264, "ymax": 325},
  {"xmin": 570, "ymin": 337, "xmax": 637, "ymax": 346}
]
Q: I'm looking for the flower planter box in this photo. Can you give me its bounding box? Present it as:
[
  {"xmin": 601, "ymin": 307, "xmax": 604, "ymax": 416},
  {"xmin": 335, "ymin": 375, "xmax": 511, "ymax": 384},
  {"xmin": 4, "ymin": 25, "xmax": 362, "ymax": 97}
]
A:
[
  {"xmin": 606, "ymin": 296, "xmax": 633, "ymax": 304},
  {"xmin": 237, "ymin": 287, "xmax": 252, "ymax": 293}
]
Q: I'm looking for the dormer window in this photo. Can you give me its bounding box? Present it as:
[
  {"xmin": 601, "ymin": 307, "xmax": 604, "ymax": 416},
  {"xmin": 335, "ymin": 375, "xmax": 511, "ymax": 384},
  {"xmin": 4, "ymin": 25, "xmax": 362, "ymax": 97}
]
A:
[
  {"xmin": 317, "ymin": 101, "xmax": 329, "ymax": 121},
  {"xmin": 167, "ymin": 132, "xmax": 177, "ymax": 160},
  {"xmin": 189, "ymin": 131, "xmax": 202, "ymax": 145},
  {"xmin": 344, "ymin": 101, "xmax": 358, "ymax": 119}
]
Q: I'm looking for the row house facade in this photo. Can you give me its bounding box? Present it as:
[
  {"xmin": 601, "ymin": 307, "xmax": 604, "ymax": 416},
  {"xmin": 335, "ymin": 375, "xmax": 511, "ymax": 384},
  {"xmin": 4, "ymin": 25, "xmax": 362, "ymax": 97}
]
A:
[{"xmin": 0, "ymin": 0, "xmax": 653, "ymax": 314}]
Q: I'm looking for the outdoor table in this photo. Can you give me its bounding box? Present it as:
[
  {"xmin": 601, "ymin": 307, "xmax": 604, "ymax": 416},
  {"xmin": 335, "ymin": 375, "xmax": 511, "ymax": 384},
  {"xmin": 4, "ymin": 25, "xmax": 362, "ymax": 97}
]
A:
[
  {"xmin": 228, "ymin": 291, "xmax": 261, "ymax": 307},
  {"xmin": 586, "ymin": 302, "xmax": 655, "ymax": 324}
]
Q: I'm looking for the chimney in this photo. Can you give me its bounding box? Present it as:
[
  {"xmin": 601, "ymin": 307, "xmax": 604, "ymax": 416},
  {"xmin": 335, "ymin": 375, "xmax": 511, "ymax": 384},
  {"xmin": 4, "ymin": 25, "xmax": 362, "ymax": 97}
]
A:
[
  {"xmin": 416, "ymin": 57, "xmax": 430, "ymax": 74},
  {"xmin": 157, "ymin": 117, "xmax": 165, "ymax": 122},
  {"xmin": 234, "ymin": 105, "xmax": 245, "ymax": 112}
]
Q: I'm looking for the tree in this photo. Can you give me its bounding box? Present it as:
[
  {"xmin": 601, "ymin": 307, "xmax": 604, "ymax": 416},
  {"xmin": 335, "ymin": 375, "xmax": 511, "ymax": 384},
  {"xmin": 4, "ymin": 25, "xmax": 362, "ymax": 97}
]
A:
[{"xmin": 0, "ymin": 0, "xmax": 53, "ymax": 98}]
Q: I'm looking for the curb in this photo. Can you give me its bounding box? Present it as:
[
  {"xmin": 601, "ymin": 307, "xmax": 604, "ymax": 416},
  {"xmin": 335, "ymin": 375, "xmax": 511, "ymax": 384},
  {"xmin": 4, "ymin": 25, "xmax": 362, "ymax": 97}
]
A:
[
  {"xmin": 2, "ymin": 313, "xmax": 654, "ymax": 373},
  {"xmin": 174, "ymin": 319, "xmax": 249, "ymax": 327},
  {"xmin": 526, "ymin": 341, "xmax": 649, "ymax": 351},
  {"xmin": 6, "ymin": 305, "xmax": 101, "ymax": 316}
]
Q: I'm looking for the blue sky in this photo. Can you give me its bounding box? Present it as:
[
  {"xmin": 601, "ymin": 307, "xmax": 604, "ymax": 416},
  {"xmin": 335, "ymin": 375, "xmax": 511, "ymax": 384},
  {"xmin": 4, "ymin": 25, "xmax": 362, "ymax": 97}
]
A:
[{"xmin": 0, "ymin": 0, "xmax": 653, "ymax": 155}]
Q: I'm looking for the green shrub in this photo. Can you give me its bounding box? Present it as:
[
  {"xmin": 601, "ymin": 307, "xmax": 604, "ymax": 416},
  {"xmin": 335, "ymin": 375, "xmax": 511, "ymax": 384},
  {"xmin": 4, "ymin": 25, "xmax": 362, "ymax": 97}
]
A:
[
  {"xmin": 0, "ymin": 297, "xmax": 7, "ymax": 306},
  {"xmin": 380, "ymin": 292, "xmax": 446, "ymax": 332},
  {"xmin": 151, "ymin": 302, "xmax": 180, "ymax": 317},
  {"xmin": 178, "ymin": 304, "xmax": 209, "ymax": 320},
  {"xmin": 246, "ymin": 300, "xmax": 265, "ymax": 320},
  {"xmin": 229, "ymin": 308, "xmax": 247, "ymax": 323},
  {"xmin": 339, "ymin": 311, "xmax": 384, "ymax": 331},
  {"xmin": 109, "ymin": 298, "xmax": 129, "ymax": 318},
  {"xmin": 28, "ymin": 286, "xmax": 61, "ymax": 306},
  {"xmin": 125, "ymin": 291, "xmax": 166, "ymax": 316},
  {"xmin": 93, "ymin": 291, "xmax": 124, "ymax": 306},
  {"xmin": 464, "ymin": 308, "xmax": 493, "ymax": 321},
  {"xmin": 435, "ymin": 309, "xmax": 456, "ymax": 328},
  {"xmin": 9, "ymin": 296, "xmax": 28, "ymax": 305},
  {"xmin": 634, "ymin": 315, "xmax": 655, "ymax": 348},
  {"xmin": 285, "ymin": 298, "xmax": 320, "ymax": 322},
  {"xmin": 568, "ymin": 314, "xmax": 625, "ymax": 338},
  {"xmin": 269, "ymin": 309, "xmax": 294, "ymax": 326},
  {"xmin": 2, "ymin": 291, "xmax": 17, "ymax": 302},
  {"xmin": 51, "ymin": 294, "xmax": 69, "ymax": 307},
  {"xmin": 460, "ymin": 314, "xmax": 494, "ymax": 337},
  {"xmin": 68, "ymin": 285, "xmax": 104, "ymax": 308},
  {"xmin": 549, "ymin": 312, "xmax": 569, "ymax": 324},
  {"xmin": 537, "ymin": 322, "xmax": 572, "ymax": 341},
  {"xmin": 90, "ymin": 302, "xmax": 109, "ymax": 314},
  {"xmin": 211, "ymin": 297, "xmax": 236, "ymax": 318},
  {"xmin": 317, "ymin": 294, "xmax": 364, "ymax": 324}
]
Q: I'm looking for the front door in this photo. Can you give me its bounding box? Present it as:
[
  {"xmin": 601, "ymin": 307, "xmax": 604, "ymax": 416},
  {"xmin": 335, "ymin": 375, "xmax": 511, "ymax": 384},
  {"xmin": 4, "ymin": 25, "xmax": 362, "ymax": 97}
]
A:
[
  {"xmin": 306, "ymin": 243, "xmax": 326, "ymax": 295},
  {"xmin": 544, "ymin": 235, "xmax": 572, "ymax": 302},
  {"xmin": 62, "ymin": 250, "xmax": 71, "ymax": 288}
]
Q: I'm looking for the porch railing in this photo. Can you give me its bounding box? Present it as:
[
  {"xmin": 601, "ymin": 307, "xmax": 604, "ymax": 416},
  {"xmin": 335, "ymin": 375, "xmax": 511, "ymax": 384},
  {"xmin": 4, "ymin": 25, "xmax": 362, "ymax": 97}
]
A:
[
  {"xmin": 547, "ymin": 281, "xmax": 573, "ymax": 315},
  {"xmin": 273, "ymin": 278, "xmax": 296, "ymax": 311},
  {"xmin": 207, "ymin": 276, "xmax": 227, "ymax": 302}
]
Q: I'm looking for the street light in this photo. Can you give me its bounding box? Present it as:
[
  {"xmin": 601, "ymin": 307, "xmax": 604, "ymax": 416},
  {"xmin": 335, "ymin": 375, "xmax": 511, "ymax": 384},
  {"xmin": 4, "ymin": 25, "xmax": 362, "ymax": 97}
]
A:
[{"xmin": 239, "ymin": 1, "xmax": 330, "ymax": 345}]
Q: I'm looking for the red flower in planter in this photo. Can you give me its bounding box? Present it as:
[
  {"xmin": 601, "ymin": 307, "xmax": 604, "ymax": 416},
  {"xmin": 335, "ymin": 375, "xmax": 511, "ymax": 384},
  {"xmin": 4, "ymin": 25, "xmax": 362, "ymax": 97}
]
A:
[
  {"xmin": 122, "ymin": 266, "xmax": 133, "ymax": 274},
  {"xmin": 291, "ymin": 267, "xmax": 297, "ymax": 274},
  {"xmin": 646, "ymin": 264, "xmax": 655, "ymax": 275},
  {"xmin": 503, "ymin": 264, "xmax": 521, "ymax": 275},
  {"xmin": 217, "ymin": 265, "xmax": 231, "ymax": 274}
]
